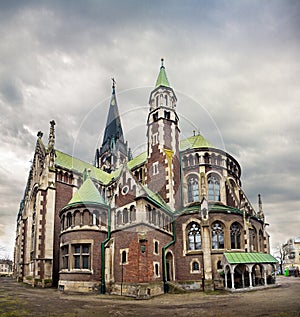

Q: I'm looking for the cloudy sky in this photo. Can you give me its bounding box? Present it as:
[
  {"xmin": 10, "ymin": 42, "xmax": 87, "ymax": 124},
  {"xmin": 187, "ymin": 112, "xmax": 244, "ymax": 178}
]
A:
[{"xmin": 0, "ymin": 0, "xmax": 299, "ymax": 259}]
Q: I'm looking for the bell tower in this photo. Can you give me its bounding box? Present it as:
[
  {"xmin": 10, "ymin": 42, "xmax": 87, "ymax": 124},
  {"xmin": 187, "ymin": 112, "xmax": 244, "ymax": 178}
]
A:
[{"xmin": 145, "ymin": 59, "xmax": 181, "ymax": 210}]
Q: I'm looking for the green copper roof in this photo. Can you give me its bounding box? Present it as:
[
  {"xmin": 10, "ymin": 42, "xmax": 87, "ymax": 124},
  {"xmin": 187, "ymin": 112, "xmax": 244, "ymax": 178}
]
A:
[
  {"xmin": 66, "ymin": 178, "xmax": 107, "ymax": 207},
  {"xmin": 180, "ymin": 134, "xmax": 214, "ymax": 151},
  {"xmin": 55, "ymin": 150, "xmax": 119, "ymax": 185},
  {"xmin": 141, "ymin": 185, "xmax": 172, "ymax": 213},
  {"xmin": 224, "ymin": 252, "xmax": 278, "ymax": 265},
  {"xmin": 127, "ymin": 151, "xmax": 147, "ymax": 170},
  {"xmin": 155, "ymin": 59, "xmax": 170, "ymax": 88}
]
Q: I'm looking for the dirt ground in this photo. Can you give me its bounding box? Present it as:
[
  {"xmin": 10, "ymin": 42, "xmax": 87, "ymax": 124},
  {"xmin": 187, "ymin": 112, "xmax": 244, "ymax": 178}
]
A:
[{"xmin": 0, "ymin": 276, "xmax": 299, "ymax": 317}]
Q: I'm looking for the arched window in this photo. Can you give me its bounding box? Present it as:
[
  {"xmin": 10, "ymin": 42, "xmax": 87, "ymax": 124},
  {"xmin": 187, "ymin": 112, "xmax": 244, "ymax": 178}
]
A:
[
  {"xmin": 188, "ymin": 176, "xmax": 199, "ymax": 203},
  {"xmin": 123, "ymin": 208, "xmax": 129, "ymax": 224},
  {"xmin": 208, "ymin": 175, "xmax": 221, "ymax": 201},
  {"xmin": 249, "ymin": 228, "xmax": 257, "ymax": 251},
  {"xmin": 259, "ymin": 230, "xmax": 264, "ymax": 252},
  {"xmin": 192, "ymin": 261, "xmax": 200, "ymax": 271},
  {"xmin": 154, "ymin": 241, "xmax": 159, "ymax": 254},
  {"xmin": 230, "ymin": 223, "xmax": 241, "ymax": 249},
  {"xmin": 212, "ymin": 222, "xmax": 224, "ymax": 249},
  {"xmin": 187, "ymin": 222, "xmax": 201, "ymax": 250},
  {"xmin": 66, "ymin": 213, "xmax": 72, "ymax": 228},
  {"xmin": 121, "ymin": 250, "xmax": 127, "ymax": 264},
  {"xmin": 152, "ymin": 209, "xmax": 157, "ymax": 226},
  {"xmin": 130, "ymin": 205, "xmax": 136, "ymax": 222}
]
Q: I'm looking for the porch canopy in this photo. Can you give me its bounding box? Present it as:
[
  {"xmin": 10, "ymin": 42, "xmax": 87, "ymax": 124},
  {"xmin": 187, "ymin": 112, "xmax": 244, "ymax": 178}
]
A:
[{"xmin": 222, "ymin": 252, "xmax": 278, "ymax": 290}]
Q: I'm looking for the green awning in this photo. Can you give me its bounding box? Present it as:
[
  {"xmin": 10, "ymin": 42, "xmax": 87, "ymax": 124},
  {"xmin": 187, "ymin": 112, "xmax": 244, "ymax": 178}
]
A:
[{"xmin": 224, "ymin": 252, "xmax": 278, "ymax": 265}]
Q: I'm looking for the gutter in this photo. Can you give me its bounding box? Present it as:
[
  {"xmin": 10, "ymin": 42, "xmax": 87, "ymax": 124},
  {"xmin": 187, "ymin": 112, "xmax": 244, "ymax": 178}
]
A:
[
  {"xmin": 162, "ymin": 218, "xmax": 176, "ymax": 293},
  {"xmin": 101, "ymin": 205, "xmax": 111, "ymax": 294}
]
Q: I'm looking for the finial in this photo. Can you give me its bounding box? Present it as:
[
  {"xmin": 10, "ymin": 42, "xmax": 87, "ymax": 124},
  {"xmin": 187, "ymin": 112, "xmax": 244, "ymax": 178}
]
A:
[
  {"xmin": 258, "ymin": 193, "xmax": 262, "ymax": 205},
  {"xmin": 112, "ymin": 77, "xmax": 116, "ymax": 91},
  {"xmin": 37, "ymin": 131, "xmax": 43, "ymax": 139},
  {"xmin": 161, "ymin": 58, "xmax": 164, "ymax": 67},
  {"xmin": 193, "ymin": 130, "xmax": 196, "ymax": 136}
]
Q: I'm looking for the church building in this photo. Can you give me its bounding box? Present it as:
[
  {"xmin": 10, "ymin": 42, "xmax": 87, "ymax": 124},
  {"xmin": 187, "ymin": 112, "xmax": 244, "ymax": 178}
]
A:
[{"xmin": 14, "ymin": 60, "xmax": 277, "ymax": 297}]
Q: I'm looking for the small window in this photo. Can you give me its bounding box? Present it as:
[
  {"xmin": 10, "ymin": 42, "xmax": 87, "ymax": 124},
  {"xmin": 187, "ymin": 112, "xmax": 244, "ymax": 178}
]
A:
[
  {"xmin": 154, "ymin": 240, "xmax": 159, "ymax": 254},
  {"xmin": 153, "ymin": 112, "xmax": 158, "ymax": 121},
  {"xmin": 154, "ymin": 262, "xmax": 160, "ymax": 277},
  {"xmin": 192, "ymin": 261, "xmax": 200, "ymax": 272},
  {"xmin": 217, "ymin": 260, "xmax": 222, "ymax": 270},
  {"xmin": 164, "ymin": 111, "xmax": 170, "ymax": 120},
  {"xmin": 121, "ymin": 249, "xmax": 128, "ymax": 264},
  {"xmin": 153, "ymin": 162, "xmax": 159, "ymax": 175}
]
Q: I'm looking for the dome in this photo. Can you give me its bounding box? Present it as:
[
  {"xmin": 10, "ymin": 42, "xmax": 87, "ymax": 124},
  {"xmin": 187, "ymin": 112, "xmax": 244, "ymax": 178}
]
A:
[{"xmin": 180, "ymin": 134, "xmax": 214, "ymax": 151}]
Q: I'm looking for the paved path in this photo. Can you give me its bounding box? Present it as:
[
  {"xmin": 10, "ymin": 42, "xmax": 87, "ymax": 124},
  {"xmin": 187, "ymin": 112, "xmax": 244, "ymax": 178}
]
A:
[{"xmin": 0, "ymin": 276, "xmax": 299, "ymax": 316}]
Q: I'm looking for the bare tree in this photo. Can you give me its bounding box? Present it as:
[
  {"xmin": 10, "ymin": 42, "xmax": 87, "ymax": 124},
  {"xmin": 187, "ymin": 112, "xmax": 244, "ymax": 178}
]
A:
[{"xmin": 273, "ymin": 243, "xmax": 289, "ymax": 274}]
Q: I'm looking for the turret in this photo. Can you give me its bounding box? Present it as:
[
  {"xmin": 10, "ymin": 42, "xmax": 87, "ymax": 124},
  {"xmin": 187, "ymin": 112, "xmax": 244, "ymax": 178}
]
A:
[{"xmin": 145, "ymin": 59, "xmax": 181, "ymax": 210}]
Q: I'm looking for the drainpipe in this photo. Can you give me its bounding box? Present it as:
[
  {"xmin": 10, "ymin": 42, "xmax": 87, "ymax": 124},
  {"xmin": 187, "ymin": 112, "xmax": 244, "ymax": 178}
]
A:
[
  {"xmin": 101, "ymin": 205, "xmax": 111, "ymax": 294},
  {"xmin": 162, "ymin": 218, "xmax": 176, "ymax": 293}
]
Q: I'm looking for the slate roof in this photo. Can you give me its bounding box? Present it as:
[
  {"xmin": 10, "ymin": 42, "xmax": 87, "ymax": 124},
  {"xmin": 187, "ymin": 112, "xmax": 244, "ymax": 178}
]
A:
[{"xmin": 224, "ymin": 252, "xmax": 278, "ymax": 264}]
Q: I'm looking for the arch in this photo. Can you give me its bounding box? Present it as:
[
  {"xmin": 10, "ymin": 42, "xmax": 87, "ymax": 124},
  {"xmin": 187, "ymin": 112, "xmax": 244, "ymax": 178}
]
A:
[
  {"xmin": 92, "ymin": 210, "xmax": 99, "ymax": 226},
  {"xmin": 187, "ymin": 174, "xmax": 199, "ymax": 203},
  {"xmin": 116, "ymin": 210, "xmax": 122, "ymax": 226},
  {"xmin": 249, "ymin": 228, "xmax": 257, "ymax": 252},
  {"xmin": 204, "ymin": 152, "xmax": 210, "ymax": 164},
  {"xmin": 191, "ymin": 260, "xmax": 200, "ymax": 272},
  {"xmin": 123, "ymin": 208, "xmax": 129, "ymax": 224},
  {"xmin": 166, "ymin": 252, "xmax": 174, "ymax": 281},
  {"xmin": 188, "ymin": 155, "xmax": 194, "ymax": 166},
  {"xmin": 230, "ymin": 222, "xmax": 242, "ymax": 249},
  {"xmin": 66, "ymin": 212, "xmax": 72, "ymax": 228},
  {"xmin": 100, "ymin": 210, "xmax": 107, "ymax": 226},
  {"xmin": 211, "ymin": 221, "xmax": 224, "ymax": 249},
  {"xmin": 82, "ymin": 209, "xmax": 90, "ymax": 225},
  {"xmin": 74, "ymin": 209, "xmax": 81, "ymax": 227},
  {"xmin": 186, "ymin": 221, "xmax": 202, "ymax": 251},
  {"xmin": 129, "ymin": 205, "xmax": 136, "ymax": 223},
  {"xmin": 259, "ymin": 230, "xmax": 264, "ymax": 252},
  {"xmin": 207, "ymin": 174, "xmax": 221, "ymax": 201}
]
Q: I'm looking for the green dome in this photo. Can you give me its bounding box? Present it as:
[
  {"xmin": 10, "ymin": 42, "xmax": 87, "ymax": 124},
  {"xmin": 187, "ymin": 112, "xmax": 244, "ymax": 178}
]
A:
[
  {"xmin": 65, "ymin": 178, "xmax": 107, "ymax": 208},
  {"xmin": 180, "ymin": 134, "xmax": 214, "ymax": 151}
]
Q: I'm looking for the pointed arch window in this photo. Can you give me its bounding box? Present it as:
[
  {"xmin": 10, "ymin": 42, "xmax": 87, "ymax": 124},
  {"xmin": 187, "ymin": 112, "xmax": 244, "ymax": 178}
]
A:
[
  {"xmin": 208, "ymin": 175, "xmax": 220, "ymax": 201},
  {"xmin": 188, "ymin": 176, "xmax": 199, "ymax": 203},
  {"xmin": 187, "ymin": 222, "xmax": 201, "ymax": 251},
  {"xmin": 212, "ymin": 222, "xmax": 224, "ymax": 249},
  {"xmin": 230, "ymin": 223, "xmax": 241, "ymax": 249}
]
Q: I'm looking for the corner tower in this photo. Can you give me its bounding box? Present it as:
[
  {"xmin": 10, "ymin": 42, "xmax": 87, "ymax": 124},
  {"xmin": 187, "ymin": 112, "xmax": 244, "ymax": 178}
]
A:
[
  {"xmin": 145, "ymin": 59, "xmax": 181, "ymax": 210},
  {"xmin": 95, "ymin": 80, "xmax": 129, "ymax": 173}
]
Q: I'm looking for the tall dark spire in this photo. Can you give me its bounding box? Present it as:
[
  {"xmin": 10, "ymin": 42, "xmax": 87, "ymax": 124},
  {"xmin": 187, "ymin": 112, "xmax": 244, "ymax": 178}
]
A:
[
  {"xmin": 95, "ymin": 79, "xmax": 128, "ymax": 172},
  {"xmin": 102, "ymin": 79, "xmax": 124, "ymax": 148}
]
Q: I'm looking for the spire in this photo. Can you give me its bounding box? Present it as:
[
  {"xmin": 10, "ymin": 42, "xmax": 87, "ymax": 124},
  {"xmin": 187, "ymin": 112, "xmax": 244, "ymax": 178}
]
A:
[
  {"xmin": 48, "ymin": 120, "xmax": 55, "ymax": 150},
  {"xmin": 155, "ymin": 58, "xmax": 171, "ymax": 88},
  {"xmin": 258, "ymin": 193, "xmax": 265, "ymax": 221},
  {"xmin": 101, "ymin": 79, "xmax": 124, "ymax": 149}
]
